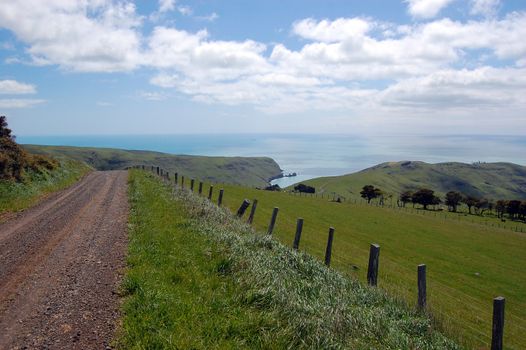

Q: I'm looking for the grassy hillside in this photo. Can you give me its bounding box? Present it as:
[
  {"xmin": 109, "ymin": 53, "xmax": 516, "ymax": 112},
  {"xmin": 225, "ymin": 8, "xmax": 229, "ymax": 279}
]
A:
[
  {"xmin": 180, "ymin": 178, "xmax": 526, "ymax": 349},
  {"xmin": 0, "ymin": 158, "xmax": 91, "ymax": 216},
  {"xmin": 300, "ymin": 161, "xmax": 526, "ymax": 200},
  {"xmin": 121, "ymin": 169, "xmax": 459, "ymax": 349},
  {"xmin": 23, "ymin": 144, "xmax": 282, "ymax": 188}
]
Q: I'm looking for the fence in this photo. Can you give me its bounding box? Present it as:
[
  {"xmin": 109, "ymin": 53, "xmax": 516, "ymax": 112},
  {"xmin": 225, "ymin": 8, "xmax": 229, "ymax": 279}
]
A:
[{"xmin": 131, "ymin": 164, "xmax": 508, "ymax": 350}]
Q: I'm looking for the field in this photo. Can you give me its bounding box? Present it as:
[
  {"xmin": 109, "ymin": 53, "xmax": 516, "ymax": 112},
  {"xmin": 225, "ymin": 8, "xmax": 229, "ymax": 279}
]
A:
[
  {"xmin": 176, "ymin": 177, "xmax": 526, "ymax": 349},
  {"xmin": 122, "ymin": 169, "xmax": 460, "ymax": 348},
  {"xmin": 300, "ymin": 161, "xmax": 526, "ymax": 201},
  {"xmin": 22, "ymin": 144, "xmax": 282, "ymax": 187}
]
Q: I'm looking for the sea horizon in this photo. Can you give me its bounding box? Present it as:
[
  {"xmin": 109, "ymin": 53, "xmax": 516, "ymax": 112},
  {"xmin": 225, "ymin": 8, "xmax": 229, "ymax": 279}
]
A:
[{"xmin": 18, "ymin": 133, "xmax": 526, "ymax": 187}]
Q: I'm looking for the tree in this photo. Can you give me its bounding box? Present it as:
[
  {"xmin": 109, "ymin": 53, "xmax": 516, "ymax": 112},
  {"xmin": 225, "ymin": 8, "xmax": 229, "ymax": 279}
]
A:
[
  {"xmin": 360, "ymin": 185, "xmax": 382, "ymax": 203},
  {"xmin": 445, "ymin": 191, "xmax": 463, "ymax": 212},
  {"xmin": 0, "ymin": 116, "xmax": 13, "ymax": 139},
  {"xmin": 507, "ymin": 200, "xmax": 521, "ymax": 219},
  {"xmin": 495, "ymin": 200, "xmax": 507, "ymax": 218},
  {"xmin": 412, "ymin": 188, "xmax": 439, "ymax": 210},
  {"xmin": 462, "ymin": 195, "xmax": 479, "ymax": 214},
  {"xmin": 294, "ymin": 183, "xmax": 315, "ymax": 193},
  {"xmin": 474, "ymin": 198, "xmax": 489, "ymax": 216},
  {"xmin": 399, "ymin": 191, "xmax": 413, "ymax": 207},
  {"xmin": 519, "ymin": 201, "xmax": 526, "ymax": 221}
]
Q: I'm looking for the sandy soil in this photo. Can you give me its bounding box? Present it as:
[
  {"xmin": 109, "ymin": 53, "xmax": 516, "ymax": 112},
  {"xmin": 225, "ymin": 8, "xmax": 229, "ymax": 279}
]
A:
[{"xmin": 0, "ymin": 171, "xmax": 128, "ymax": 349}]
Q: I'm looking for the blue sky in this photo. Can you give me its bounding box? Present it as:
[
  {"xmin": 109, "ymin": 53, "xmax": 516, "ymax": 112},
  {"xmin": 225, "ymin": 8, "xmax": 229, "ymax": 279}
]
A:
[{"xmin": 0, "ymin": 0, "xmax": 525, "ymax": 135}]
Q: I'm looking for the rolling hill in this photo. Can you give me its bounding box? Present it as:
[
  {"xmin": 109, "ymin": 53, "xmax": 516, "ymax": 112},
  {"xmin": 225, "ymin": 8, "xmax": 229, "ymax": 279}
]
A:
[
  {"xmin": 22, "ymin": 144, "xmax": 282, "ymax": 188},
  {"xmin": 299, "ymin": 161, "xmax": 526, "ymax": 200}
]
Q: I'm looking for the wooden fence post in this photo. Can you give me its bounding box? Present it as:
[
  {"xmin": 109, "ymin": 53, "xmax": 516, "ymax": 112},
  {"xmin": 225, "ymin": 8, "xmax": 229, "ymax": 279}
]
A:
[
  {"xmin": 218, "ymin": 189, "xmax": 224, "ymax": 207},
  {"xmin": 181, "ymin": 176, "xmax": 185, "ymax": 188},
  {"xmin": 418, "ymin": 264, "xmax": 426, "ymax": 310},
  {"xmin": 174, "ymin": 173, "xmax": 178, "ymax": 185},
  {"xmin": 267, "ymin": 207, "xmax": 279, "ymax": 235},
  {"xmin": 156, "ymin": 166, "xmax": 159, "ymax": 175},
  {"xmin": 208, "ymin": 185, "xmax": 214, "ymax": 200},
  {"xmin": 198, "ymin": 181, "xmax": 203, "ymax": 195},
  {"xmin": 367, "ymin": 244, "xmax": 380, "ymax": 286},
  {"xmin": 491, "ymin": 296, "xmax": 505, "ymax": 350},
  {"xmin": 293, "ymin": 218, "xmax": 304, "ymax": 250},
  {"xmin": 247, "ymin": 199, "xmax": 258, "ymax": 224},
  {"xmin": 324, "ymin": 227, "xmax": 335, "ymax": 267},
  {"xmin": 190, "ymin": 179, "xmax": 195, "ymax": 191},
  {"xmin": 236, "ymin": 199, "xmax": 251, "ymax": 217}
]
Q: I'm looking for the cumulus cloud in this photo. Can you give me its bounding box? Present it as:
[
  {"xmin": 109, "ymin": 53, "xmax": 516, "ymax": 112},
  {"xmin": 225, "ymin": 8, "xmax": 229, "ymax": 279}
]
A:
[
  {"xmin": 0, "ymin": 0, "xmax": 143, "ymax": 72},
  {"xmin": 159, "ymin": 0, "xmax": 176, "ymax": 13},
  {"xmin": 0, "ymin": 1, "xmax": 524, "ymax": 124},
  {"xmin": 0, "ymin": 80, "xmax": 36, "ymax": 94},
  {"xmin": 405, "ymin": 0, "xmax": 456, "ymax": 19}
]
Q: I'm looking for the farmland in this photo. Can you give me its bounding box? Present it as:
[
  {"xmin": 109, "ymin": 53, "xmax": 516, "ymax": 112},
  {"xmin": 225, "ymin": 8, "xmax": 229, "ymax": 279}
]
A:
[{"xmin": 186, "ymin": 178, "xmax": 526, "ymax": 349}]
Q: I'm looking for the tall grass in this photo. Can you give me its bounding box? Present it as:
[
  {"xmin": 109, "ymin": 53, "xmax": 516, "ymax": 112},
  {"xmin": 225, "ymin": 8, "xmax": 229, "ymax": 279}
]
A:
[
  {"xmin": 121, "ymin": 170, "xmax": 460, "ymax": 349},
  {"xmin": 0, "ymin": 159, "xmax": 91, "ymax": 215}
]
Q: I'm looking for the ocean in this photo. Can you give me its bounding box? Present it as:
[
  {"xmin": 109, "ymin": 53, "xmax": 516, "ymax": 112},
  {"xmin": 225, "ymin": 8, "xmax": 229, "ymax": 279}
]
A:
[{"xmin": 18, "ymin": 134, "xmax": 526, "ymax": 187}]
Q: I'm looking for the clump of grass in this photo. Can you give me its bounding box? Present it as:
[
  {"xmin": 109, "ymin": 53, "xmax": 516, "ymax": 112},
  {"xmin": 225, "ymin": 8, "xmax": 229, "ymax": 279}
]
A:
[
  {"xmin": 0, "ymin": 159, "xmax": 91, "ymax": 215},
  {"xmin": 119, "ymin": 171, "xmax": 288, "ymax": 349},
  {"xmin": 125, "ymin": 170, "xmax": 461, "ymax": 349}
]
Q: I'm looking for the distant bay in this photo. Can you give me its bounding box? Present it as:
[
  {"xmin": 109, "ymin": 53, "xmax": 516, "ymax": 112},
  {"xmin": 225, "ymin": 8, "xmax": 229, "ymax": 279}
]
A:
[{"xmin": 18, "ymin": 134, "xmax": 526, "ymax": 187}]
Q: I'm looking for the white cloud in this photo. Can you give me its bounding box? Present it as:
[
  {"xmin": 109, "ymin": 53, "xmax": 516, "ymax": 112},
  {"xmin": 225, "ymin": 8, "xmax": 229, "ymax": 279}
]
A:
[
  {"xmin": 0, "ymin": 0, "xmax": 143, "ymax": 72},
  {"xmin": 0, "ymin": 1, "xmax": 525, "ymax": 129},
  {"xmin": 470, "ymin": 0, "xmax": 500, "ymax": 17},
  {"xmin": 0, "ymin": 99, "xmax": 45, "ymax": 109},
  {"xmin": 177, "ymin": 5, "xmax": 193, "ymax": 16},
  {"xmin": 0, "ymin": 80, "xmax": 36, "ymax": 94},
  {"xmin": 159, "ymin": 0, "xmax": 176, "ymax": 13},
  {"xmin": 292, "ymin": 18, "xmax": 372, "ymax": 42},
  {"xmin": 195, "ymin": 12, "xmax": 219, "ymax": 22},
  {"xmin": 405, "ymin": 0, "xmax": 456, "ymax": 19}
]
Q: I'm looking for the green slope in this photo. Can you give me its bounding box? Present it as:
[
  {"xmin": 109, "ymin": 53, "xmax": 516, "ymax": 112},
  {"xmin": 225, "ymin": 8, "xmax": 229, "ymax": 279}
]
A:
[
  {"xmin": 22, "ymin": 144, "xmax": 282, "ymax": 188},
  {"xmin": 300, "ymin": 161, "xmax": 526, "ymax": 200},
  {"xmin": 205, "ymin": 180, "xmax": 526, "ymax": 349},
  {"xmin": 121, "ymin": 169, "xmax": 460, "ymax": 349}
]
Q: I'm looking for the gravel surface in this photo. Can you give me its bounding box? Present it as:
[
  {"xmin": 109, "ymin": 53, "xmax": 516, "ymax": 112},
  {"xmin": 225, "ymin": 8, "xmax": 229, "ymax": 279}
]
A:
[{"xmin": 0, "ymin": 171, "xmax": 128, "ymax": 349}]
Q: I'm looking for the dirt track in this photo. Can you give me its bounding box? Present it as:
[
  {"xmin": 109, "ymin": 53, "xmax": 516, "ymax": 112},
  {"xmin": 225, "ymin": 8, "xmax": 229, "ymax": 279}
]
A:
[{"xmin": 0, "ymin": 171, "xmax": 128, "ymax": 349}]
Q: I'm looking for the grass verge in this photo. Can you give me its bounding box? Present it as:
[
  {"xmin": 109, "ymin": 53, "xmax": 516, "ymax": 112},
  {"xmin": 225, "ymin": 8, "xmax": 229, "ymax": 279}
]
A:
[
  {"xmin": 0, "ymin": 159, "xmax": 91, "ymax": 216},
  {"xmin": 120, "ymin": 170, "xmax": 460, "ymax": 349}
]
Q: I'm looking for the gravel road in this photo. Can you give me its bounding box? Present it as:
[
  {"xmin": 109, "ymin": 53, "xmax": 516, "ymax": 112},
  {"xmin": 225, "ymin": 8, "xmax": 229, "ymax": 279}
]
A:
[{"xmin": 0, "ymin": 171, "xmax": 128, "ymax": 349}]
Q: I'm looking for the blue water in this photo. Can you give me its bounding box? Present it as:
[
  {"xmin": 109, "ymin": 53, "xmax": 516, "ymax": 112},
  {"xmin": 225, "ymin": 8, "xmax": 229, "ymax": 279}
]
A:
[{"xmin": 18, "ymin": 134, "xmax": 526, "ymax": 187}]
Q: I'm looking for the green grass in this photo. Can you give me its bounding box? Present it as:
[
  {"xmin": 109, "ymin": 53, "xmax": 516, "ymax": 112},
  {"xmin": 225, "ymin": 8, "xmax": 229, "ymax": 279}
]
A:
[
  {"xmin": 300, "ymin": 161, "xmax": 526, "ymax": 201},
  {"xmin": 192, "ymin": 180, "xmax": 526, "ymax": 350},
  {"xmin": 0, "ymin": 158, "xmax": 91, "ymax": 216},
  {"xmin": 120, "ymin": 171, "xmax": 284, "ymax": 349},
  {"xmin": 121, "ymin": 170, "xmax": 459, "ymax": 349},
  {"xmin": 23, "ymin": 144, "xmax": 281, "ymax": 188}
]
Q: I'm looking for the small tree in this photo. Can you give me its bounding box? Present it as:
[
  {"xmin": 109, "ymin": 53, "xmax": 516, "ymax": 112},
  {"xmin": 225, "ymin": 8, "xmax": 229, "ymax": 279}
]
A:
[
  {"xmin": 495, "ymin": 200, "xmax": 507, "ymax": 218},
  {"xmin": 445, "ymin": 191, "xmax": 463, "ymax": 212},
  {"xmin": 0, "ymin": 116, "xmax": 13, "ymax": 139},
  {"xmin": 462, "ymin": 195, "xmax": 479, "ymax": 214},
  {"xmin": 412, "ymin": 188, "xmax": 439, "ymax": 210},
  {"xmin": 360, "ymin": 185, "xmax": 382, "ymax": 204},
  {"xmin": 507, "ymin": 200, "xmax": 521, "ymax": 219},
  {"xmin": 474, "ymin": 198, "xmax": 489, "ymax": 216},
  {"xmin": 399, "ymin": 191, "xmax": 413, "ymax": 207},
  {"xmin": 294, "ymin": 183, "xmax": 315, "ymax": 193}
]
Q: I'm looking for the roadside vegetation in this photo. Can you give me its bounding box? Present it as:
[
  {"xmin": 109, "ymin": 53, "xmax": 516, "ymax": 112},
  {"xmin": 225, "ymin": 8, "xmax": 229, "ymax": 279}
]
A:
[
  {"xmin": 204, "ymin": 180, "xmax": 526, "ymax": 349},
  {"xmin": 0, "ymin": 116, "xmax": 91, "ymax": 215},
  {"xmin": 120, "ymin": 169, "xmax": 460, "ymax": 349}
]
